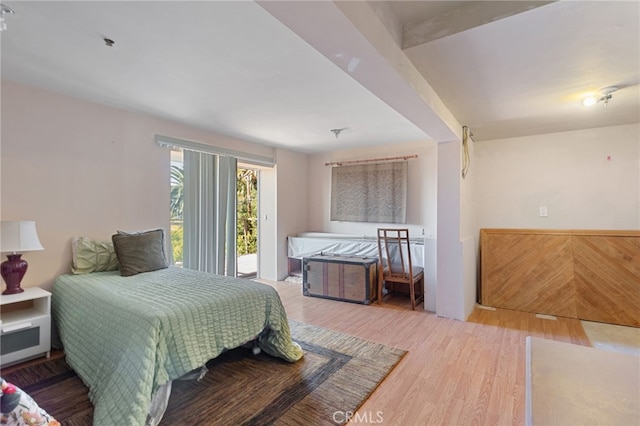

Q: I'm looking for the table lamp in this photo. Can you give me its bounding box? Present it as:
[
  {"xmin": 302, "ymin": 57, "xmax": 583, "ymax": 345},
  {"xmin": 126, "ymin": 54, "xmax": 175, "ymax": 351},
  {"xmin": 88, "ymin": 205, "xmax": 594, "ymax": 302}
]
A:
[{"xmin": 1, "ymin": 221, "xmax": 44, "ymax": 294}]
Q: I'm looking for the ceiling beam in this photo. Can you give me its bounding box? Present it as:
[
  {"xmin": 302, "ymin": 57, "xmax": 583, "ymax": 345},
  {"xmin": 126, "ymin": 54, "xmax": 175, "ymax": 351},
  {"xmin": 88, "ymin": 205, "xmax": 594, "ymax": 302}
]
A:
[
  {"xmin": 258, "ymin": 0, "xmax": 461, "ymax": 143},
  {"xmin": 402, "ymin": 1, "xmax": 555, "ymax": 49}
]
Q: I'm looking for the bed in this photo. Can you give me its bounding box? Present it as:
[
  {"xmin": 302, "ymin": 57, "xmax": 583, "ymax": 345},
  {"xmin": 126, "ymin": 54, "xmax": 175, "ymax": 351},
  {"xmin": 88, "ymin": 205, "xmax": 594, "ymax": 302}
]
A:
[{"xmin": 52, "ymin": 266, "xmax": 303, "ymax": 426}]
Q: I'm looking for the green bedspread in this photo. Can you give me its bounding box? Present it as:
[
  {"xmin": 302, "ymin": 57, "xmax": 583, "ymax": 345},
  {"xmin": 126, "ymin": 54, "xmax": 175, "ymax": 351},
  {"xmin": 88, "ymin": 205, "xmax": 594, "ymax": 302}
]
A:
[{"xmin": 52, "ymin": 267, "xmax": 303, "ymax": 425}]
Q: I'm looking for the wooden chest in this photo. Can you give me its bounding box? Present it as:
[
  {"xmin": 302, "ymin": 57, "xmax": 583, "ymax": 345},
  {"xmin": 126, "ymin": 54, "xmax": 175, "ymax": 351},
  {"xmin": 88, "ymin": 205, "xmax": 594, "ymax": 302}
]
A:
[{"xmin": 303, "ymin": 255, "xmax": 378, "ymax": 304}]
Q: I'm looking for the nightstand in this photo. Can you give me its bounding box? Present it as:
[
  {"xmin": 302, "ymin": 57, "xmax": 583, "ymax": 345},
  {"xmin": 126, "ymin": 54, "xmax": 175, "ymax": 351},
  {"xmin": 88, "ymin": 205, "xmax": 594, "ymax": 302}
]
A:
[{"xmin": 0, "ymin": 287, "xmax": 51, "ymax": 367}]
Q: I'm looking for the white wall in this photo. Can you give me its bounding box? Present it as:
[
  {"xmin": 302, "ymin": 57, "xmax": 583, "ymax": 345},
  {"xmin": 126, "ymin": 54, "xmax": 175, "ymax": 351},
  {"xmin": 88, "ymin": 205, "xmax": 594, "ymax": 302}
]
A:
[
  {"xmin": 0, "ymin": 80, "xmax": 285, "ymax": 290},
  {"xmin": 436, "ymin": 140, "xmax": 463, "ymax": 319},
  {"xmin": 475, "ymin": 124, "xmax": 640, "ymax": 231},
  {"xmin": 435, "ymin": 134, "xmax": 479, "ymax": 321},
  {"xmin": 460, "ymin": 134, "xmax": 478, "ymax": 320},
  {"xmin": 258, "ymin": 167, "xmax": 277, "ymax": 280},
  {"xmin": 274, "ymin": 148, "xmax": 309, "ymax": 280}
]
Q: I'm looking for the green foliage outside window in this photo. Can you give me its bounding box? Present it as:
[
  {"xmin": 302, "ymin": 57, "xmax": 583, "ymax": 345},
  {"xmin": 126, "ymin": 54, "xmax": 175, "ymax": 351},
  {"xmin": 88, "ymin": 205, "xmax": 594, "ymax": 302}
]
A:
[
  {"xmin": 170, "ymin": 164, "xmax": 184, "ymax": 264},
  {"xmin": 169, "ymin": 165, "xmax": 258, "ymax": 263},
  {"xmin": 170, "ymin": 165, "xmax": 184, "ymax": 221},
  {"xmin": 170, "ymin": 222, "xmax": 183, "ymax": 264},
  {"xmin": 237, "ymin": 169, "xmax": 258, "ymax": 256}
]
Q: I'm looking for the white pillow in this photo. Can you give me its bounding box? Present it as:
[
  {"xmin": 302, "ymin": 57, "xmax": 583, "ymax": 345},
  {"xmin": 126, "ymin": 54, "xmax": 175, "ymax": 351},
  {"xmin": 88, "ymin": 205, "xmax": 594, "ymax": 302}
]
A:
[{"xmin": 70, "ymin": 236, "xmax": 119, "ymax": 274}]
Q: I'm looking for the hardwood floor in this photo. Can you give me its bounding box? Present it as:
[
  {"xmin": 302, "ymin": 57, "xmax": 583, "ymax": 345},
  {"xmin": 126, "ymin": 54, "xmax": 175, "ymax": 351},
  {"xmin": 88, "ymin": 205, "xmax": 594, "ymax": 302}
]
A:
[
  {"xmin": 4, "ymin": 279, "xmax": 633, "ymax": 426},
  {"xmin": 263, "ymin": 279, "xmax": 593, "ymax": 426}
]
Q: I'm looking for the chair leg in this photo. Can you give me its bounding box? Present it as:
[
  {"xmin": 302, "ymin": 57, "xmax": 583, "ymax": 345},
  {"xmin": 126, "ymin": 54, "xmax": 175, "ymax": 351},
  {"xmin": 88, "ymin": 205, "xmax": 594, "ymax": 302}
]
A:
[
  {"xmin": 418, "ymin": 277, "xmax": 425, "ymax": 306},
  {"xmin": 410, "ymin": 283, "xmax": 416, "ymax": 310},
  {"xmin": 377, "ymin": 266, "xmax": 383, "ymax": 305}
]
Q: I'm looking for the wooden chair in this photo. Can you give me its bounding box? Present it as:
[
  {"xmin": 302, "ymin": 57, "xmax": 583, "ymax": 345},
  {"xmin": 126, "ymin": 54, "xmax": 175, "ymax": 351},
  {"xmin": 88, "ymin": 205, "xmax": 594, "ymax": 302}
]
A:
[{"xmin": 376, "ymin": 228, "xmax": 424, "ymax": 310}]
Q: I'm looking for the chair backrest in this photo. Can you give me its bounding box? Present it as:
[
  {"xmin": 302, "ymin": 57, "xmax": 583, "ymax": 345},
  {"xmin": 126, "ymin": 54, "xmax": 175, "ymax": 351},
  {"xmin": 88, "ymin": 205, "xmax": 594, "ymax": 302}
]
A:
[{"xmin": 377, "ymin": 228, "xmax": 414, "ymax": 278}]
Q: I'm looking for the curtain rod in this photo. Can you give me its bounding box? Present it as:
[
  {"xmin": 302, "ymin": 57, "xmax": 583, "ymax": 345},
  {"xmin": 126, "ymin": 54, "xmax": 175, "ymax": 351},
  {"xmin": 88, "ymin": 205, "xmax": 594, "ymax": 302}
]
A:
[
  {"xmin": 325, "ymin": 154, "xmax": 418, "ymax": 167},
  {"xmin": 155, "ymin": 134, "xmax": 275, "ymax": 167}
]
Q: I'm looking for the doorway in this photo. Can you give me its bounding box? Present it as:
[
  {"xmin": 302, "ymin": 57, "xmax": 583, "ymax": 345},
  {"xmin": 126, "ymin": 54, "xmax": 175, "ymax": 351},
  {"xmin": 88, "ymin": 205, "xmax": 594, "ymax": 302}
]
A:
[{"xmin": 236, "ymin": 166, "xmax": 259, "ymax": 278}]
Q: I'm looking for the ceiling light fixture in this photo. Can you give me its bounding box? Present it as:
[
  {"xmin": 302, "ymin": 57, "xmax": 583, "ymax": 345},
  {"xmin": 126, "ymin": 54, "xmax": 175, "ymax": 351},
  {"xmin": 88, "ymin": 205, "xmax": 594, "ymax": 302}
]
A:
[
  {"xmin": 582, "ymin": 86, "xmax": 619, "ymax": 107},
  {"xmin": 330, "ymin": 128, "xmax": 348, "ymax": 139},
  {"xmin": 0, "ymin": 4, "xmax": 15, "ymax": 32}
]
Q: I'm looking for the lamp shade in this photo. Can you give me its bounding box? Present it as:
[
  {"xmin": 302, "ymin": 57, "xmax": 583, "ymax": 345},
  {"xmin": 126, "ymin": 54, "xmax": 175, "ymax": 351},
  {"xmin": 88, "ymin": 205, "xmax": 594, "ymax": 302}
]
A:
[{"xmin": 1, "ymin": 221, "xmax": 44, "ymax": 253}]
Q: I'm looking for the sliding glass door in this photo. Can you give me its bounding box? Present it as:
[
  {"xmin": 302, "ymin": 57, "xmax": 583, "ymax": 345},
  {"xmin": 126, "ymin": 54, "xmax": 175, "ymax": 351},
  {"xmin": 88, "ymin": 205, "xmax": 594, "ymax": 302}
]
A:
[
  {"xmin": 169, "ymin": 149, "xmax": 237, "ymax": 276},
  {"xmin": 160, "ymin": 134, "xmax": 273, "ymax": 278}
]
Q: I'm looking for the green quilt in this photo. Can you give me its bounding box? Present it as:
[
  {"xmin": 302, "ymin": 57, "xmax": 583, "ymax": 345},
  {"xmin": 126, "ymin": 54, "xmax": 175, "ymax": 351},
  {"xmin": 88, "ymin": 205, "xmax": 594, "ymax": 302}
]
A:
[{"xmin": 52, "ymin": 267, "xmax": 303, "ymax": 425}]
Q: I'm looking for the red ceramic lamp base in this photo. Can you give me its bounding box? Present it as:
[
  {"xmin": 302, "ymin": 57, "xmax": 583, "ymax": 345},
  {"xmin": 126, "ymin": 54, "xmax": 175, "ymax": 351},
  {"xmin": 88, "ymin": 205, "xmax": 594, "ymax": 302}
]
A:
[{"xmin": 1, "ymin": 253, "xmax": 27, "ymax": 295}]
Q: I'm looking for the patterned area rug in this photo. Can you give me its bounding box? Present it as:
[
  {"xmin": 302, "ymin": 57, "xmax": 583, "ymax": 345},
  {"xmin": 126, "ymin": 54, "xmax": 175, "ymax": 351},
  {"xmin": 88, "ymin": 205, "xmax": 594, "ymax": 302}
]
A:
[{"xmin": 2, "ymin": 321, "xmax": 406, "ymax": 425}]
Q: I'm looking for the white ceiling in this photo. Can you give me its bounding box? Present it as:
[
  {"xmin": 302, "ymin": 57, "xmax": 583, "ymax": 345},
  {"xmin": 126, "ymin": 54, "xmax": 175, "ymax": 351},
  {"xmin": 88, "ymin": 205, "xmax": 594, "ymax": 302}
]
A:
[
  {"xmin": 1, "ymin": 1, "xmax": 638, "ymax": 152},
  {"xmin": 398, "ymin": 0, "xmax": 640, "ymax": 140}
]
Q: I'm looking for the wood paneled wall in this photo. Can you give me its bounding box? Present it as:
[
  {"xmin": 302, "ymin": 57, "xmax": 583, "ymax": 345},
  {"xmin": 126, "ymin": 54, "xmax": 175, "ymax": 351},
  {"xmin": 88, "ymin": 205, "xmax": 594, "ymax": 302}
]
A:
[{"xmin": 480, "ymin": 229, "xmax": 640, "ymax": 327}]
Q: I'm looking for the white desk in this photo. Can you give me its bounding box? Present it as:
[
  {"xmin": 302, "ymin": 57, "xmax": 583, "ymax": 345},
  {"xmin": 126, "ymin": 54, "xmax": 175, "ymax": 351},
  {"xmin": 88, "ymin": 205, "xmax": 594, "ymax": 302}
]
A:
[
  {"xmin": 288, "ymin": 233, "xmax": 424, "ymax": 267},
  {"xmin": 287, "ymin": 233, "xmax": 424, "ymax": 277}
]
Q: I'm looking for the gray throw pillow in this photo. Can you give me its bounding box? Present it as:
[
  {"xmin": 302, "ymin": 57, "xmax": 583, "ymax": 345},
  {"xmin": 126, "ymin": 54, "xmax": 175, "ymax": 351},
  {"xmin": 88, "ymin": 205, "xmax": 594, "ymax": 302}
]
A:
[{"xmin": 112, "ymin": 229, "xmax": 168, "ymax": 277}]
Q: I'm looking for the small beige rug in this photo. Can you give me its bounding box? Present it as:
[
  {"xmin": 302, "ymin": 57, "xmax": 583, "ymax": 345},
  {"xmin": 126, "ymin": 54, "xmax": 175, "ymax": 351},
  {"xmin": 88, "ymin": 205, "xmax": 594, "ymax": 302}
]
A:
[{"xmin": 581, "ymin": 320, "xmax": 640, "ymax": 355}]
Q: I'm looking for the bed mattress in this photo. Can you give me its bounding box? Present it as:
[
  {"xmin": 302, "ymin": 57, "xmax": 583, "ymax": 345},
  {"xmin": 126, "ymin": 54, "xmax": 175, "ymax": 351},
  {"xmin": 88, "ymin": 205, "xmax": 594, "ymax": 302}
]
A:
[{"xmin": 52, "ymin": 267, "xmax": 302, "ymax": 425}]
